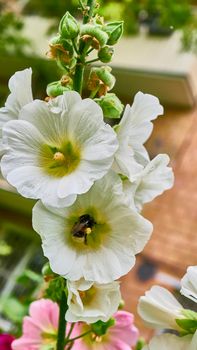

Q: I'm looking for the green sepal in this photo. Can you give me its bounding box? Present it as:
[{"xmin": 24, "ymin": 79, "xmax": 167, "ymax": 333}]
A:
[
  {"xmin": 95, "ymin": 93, "xmax": 123, "ymax": 118},
  {"xmin": 44, "ymin": 276, "xmax": 67, "ymax": 304},
  {"xmin": 46, "ymin": 81, "xmax": 72, "ymax": 97},
  {"xmin": 175, "ymin": 318, "xmax": 197, "ymax": 334},
  {"xmin": 118, "ymin": 298, "xmax": 125, "ymax": 309},
  {"xmin": 104, "ymin": 21, "xmax": 124, "ymax": 45},
  {"xmin": 92, "ymin": 66, "xmax": 115, "ymax": 89},
  {"xmin": 50, "ymin": 36, "xmax": 73, "ymax": 52},
  {"xmin": 98, "ymin": 45, "xmax": 114, "ymax": 63},
  {"xmin": 91, "ymin": 318, "xmax": 115, "ymax": 336},
  {"xmin": 59, "ymin": 12, "xmax": 79, "ymax": 39},
  {"xmin": 135, "ymin": 338, "xmax": 146, "ymax": 350},
  {"xmin": 81, "ymin": 24, "xmax": 108, "ymax": 47}
]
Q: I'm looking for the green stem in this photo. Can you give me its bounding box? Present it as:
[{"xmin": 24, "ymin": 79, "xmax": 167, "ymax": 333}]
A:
[
  {"xmin": 83, "ymin": 0, "xmax": 95, "ymax": 24},
  {"xmin": 78, "ymin": 0, "xmax": 86, "ymax": 11},
  {"xmin": 73, "ymin": 0, "xmax": 96, "ymax": 94},
  {"xmin": 72, "ymin": 39, "xmax": 79, "ymax": 54},
  {"xmin": 66, "ymin": 330, "xmax": 92, "ymax": 343},
  {"xmin": 56, "ymin": 290, "xmax": 68, "ymax": 350},
  {"xmin": 66, "ymin": 323, "xmax": 75, "ymax": 340},
  {"xmin": 73, "ymin": 63, "xmax": 84, "ymax": 94},
  {"xmin": 86, "ymin": 58, "xmax": 99, "ymax": 64}
]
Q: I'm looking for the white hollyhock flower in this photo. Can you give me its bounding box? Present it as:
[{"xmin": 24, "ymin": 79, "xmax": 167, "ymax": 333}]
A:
[
  {"xmin": 113, "ymin": 92, "xmax": 163, "ymax": 180},
  {"xmin": 32, "ymin": 172, "xmax": 153, "ymax": 283},
  {"xmin": 138, "ymin": 286, "xmax": 184, "ymax": 331},
  {"xmin": 0, "ymin": 68, "xmax": 33, "ymax": 152},
  {"xmin": 143, "ymin": 332, "xmax": 195, "ymax": 350},
  {"xmin": 181, "ymin": 266, "xmax": 197, "ymax": 303},
  {"xmin": 66, "ymin": 278, "xmax": 121, "ymax": 323},
  {"xmin": 1, "ymin": 91, "xmax": 118, "ymax": 207},
  {"xmin": 123, "ymin": 154, "xmax": 174, "ymax": 212}
]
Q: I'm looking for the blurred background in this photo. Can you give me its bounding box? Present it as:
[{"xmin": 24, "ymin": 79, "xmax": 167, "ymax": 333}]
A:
[{"xmin": 0, "ymin": 0, "xmax": 197, "ymax": 340}]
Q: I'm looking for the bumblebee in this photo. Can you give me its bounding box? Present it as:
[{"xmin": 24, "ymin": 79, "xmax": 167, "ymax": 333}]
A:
[{"xmin": 71, "ymin": 214, "xmax": 96, "ymax": 244}]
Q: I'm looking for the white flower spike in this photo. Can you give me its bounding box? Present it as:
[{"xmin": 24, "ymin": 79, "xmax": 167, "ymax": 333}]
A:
[
  {"xmin": 138, "ymin": 285, "xmax": 184, "ymax": 331},
  {"xmin": 1, "ymin": 91, "xmax": 118, "ymax": 207},
  {"xmin": 0, "ymin": 68, "xmax": 33, "ymax": 152},
  {"xmin": 32, "ymin": 172, "xmax": 153, "ymax": 283},
  {"xmin": 113, "ymin": 91, "xmax": 163, "ymax": 180},
  {"xmin": 181, "ymin": 266, "xmax": 197, "ymax": 303},
  {"xmin": 66, "ymin": 278, "xmax": 121, "ymax": 323}
]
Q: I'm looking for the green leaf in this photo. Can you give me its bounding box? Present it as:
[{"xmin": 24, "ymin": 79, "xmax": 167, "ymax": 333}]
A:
[
  {"xmin": 16, "ymin": 269, "xmax": 42, "ymax": 285},
  {"xmin": 0, "ymin": 297, "xmax": 28, "ymax": 323}
]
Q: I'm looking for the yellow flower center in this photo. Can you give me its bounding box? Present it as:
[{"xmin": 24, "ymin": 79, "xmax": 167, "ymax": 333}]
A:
[
  {"xmin": 41, "ymin": 331, "xmax": 57, "ymax": 349},
  {"xmin": 39, "ymin": 140, "xmax": 81, "ymax": 177},
  {"xmin": 79, "ymin": 285, "xmax": 96, "ymax": 305}
]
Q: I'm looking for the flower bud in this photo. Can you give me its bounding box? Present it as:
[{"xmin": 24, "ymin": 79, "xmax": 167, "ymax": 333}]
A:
[
  {"xmin": 98, "ymin": 45, "xmax": 114, "ymax": 63},
  {"xmin": 59, "ymin": 12, "xmax": 79, "ymax": 39},
  {"xmin": 95, "ymin": 93, "xmax": 123, "ymax": 119},
  {"xmin": 81, "ymin": 24, "xmax": 108, "ymax": 49},
  {"xmin": 88, "ymin": 66, "xmax": 116, "ymax": 96},
  {"xmin": 46, "ymin": 81, "xmax": 71, "ymax": 97},
  {"xmin": 47, "ymin": 36, "xmax": 74, "ymax": 66},
  {"xmin": 104, "ymin": 21, "xmax": 124, "ymax": 45}
]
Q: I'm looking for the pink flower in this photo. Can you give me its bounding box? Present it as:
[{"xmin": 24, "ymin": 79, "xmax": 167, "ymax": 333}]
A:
[
  {"xmin": 12, "ymin": 299, "xmax": 59, "ymax": 350},
  {"xmin": 73, "ymin": 311, "xmax": 139, "ymax": 350},
  {"xmin": 0, "ymin": 334, "xmax": 15, "ymax": 350}
]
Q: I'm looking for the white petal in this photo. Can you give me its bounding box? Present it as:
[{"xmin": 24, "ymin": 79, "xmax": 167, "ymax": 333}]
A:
[
  {"xmin": 6, "ymin": 68, "xmax": 33, "ymax": 116},
  {"xmin": 143, "ymin": 333, "xmax": 193, "ymax": 350},
  {"xmin": 48, "ymin": 91, "xmax": 82, "ymax": 113},
  {"xmin": 83, "ymin": 124, "xmax": 118, "ymax": 161},
  {"xmin": 0, "ymin": 68, "xmax": 33, "ymax": 151},
  {"xmin": 128, "ymin": 154, "xmax": 174, "ymax": 211},
  {"xmin": 1, "ymin": 119, "xmax": 44, "ymax": 177},
  {"xmin": 181, "ymin": 266, "xmax": 197, "ymax": 303},
  {"xmin": 190, "ymin": 330, "xmax": 197, "ymax": 350},
  {"xmin": 19, "ymin": 100, "xmax": 64, "ymax": 145},
  {"xmin": 113, "ymin": 145, "xmax": 143, "ymax": 181},
  {"xmin": 66, "ymin": 98, "xmax": 103, "ymax": 144},
  {"xmin": 119, "ymin": 92, "xmax": 163, "ymax": 142},
  {"xmin": 115, "ymin": 92, "xmax": 163, "ymax": 175},
  {"xmin": 138, "ymin": 286, "xmax": 183, "ymax": 330},
  {"xmin": 32, "ymin": 201, "xmax": 76, "ymax": 275}
]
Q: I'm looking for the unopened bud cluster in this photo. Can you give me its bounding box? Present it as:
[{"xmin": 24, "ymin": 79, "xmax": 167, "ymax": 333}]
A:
[{"xmin": 47, "ymin": 6, "xmax": 124, "ymax": 119}]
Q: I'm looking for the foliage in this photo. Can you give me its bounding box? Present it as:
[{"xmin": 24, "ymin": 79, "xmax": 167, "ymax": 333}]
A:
[{"xmin": 0, "ymin": 12, "xmax": 31, "ymax": 56}]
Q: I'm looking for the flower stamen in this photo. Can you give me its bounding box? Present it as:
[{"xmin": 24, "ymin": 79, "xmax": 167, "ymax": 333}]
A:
[
  {"xmin": 53, "ymin": 151, "xmax": 65, "ymax": 162},
  {"xmin": 92, "ymin": 333, "xmax": 103, "ymax": 342}
]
